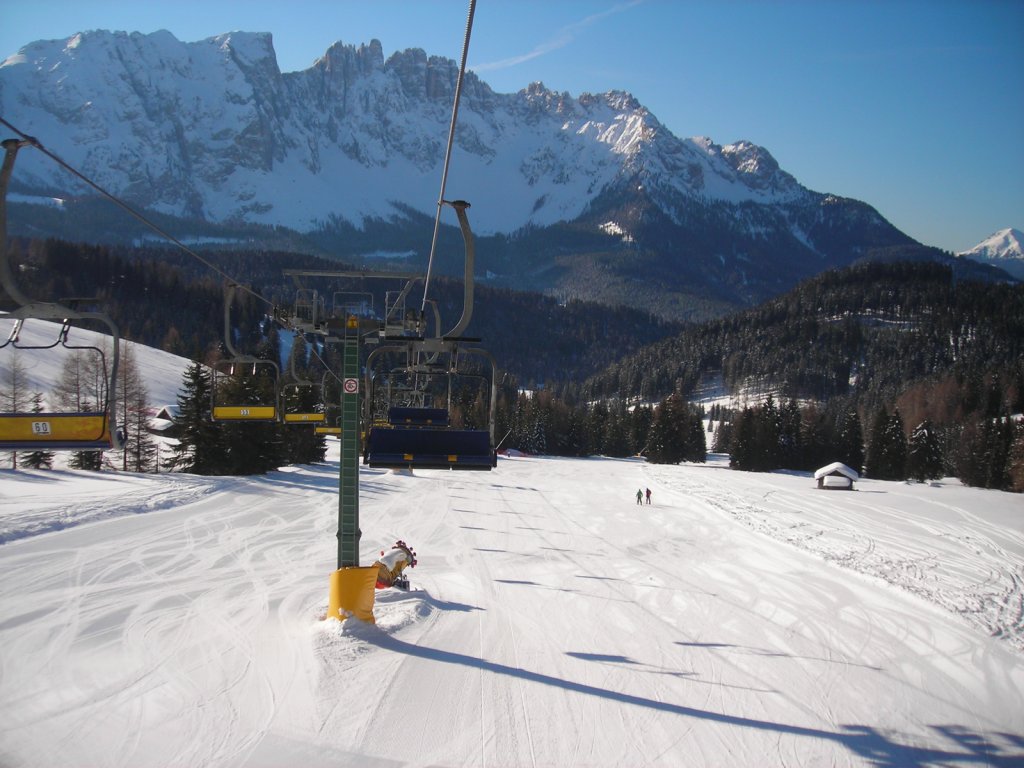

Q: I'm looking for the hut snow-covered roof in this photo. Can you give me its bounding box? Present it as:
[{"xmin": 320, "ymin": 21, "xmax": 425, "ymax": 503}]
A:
[{"xmin": 814, "ymin": 462, "xmax": 860, "ymax": 481}]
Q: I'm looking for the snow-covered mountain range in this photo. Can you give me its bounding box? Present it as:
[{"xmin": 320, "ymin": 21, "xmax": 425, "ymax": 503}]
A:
[
  {"xmin": 0, "ymin": 29, "xmax": 1005, "ymax": 318},
  {"xmin": 0, "ymin": 30, "xmax": 819, "ymax": 230},
  {"xmin": 958, "ymin": 228, "xmax": 1024, "ymax": 280}
]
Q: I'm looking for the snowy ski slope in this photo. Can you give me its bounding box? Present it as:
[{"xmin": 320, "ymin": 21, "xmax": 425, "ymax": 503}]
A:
[{"xmin": 1, "ymin": 443, "xmax": 1022, "ymax": 767}]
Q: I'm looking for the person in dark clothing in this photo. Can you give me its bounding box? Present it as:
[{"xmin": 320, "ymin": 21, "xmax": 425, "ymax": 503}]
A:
[{"xmin": 645, "ymin": 488, "xmax": 652, "ymax": 505}]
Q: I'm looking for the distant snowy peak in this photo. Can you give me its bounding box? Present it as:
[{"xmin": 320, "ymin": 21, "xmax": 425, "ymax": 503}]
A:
[
  {"xmin": 959, "ymin": 228, "xmax": 1024, "ymax": 261},
  {"xmin": 958, "ymin": 228, "xmax": 1024, "ymax": 280}
]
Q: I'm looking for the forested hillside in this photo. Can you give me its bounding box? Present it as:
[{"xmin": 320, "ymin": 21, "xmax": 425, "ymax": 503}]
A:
[
  {"xmin": 1, "ymin": 238, "xmax": 680, "ymax": 386},
  {"xmin": 583, "ymin": 261, "xmax": 1024, "ymax": 413},
  {"xmin": 5, "ymin": 240, "xmax": 1022, "ymax": 489}
]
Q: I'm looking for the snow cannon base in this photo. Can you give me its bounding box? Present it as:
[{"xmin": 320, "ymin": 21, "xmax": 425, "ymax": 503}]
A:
[
  {"xmin": 375, "ymin": 540, "xmax": 417, "ymax": 590},
  {"xmin": 327, "ymin": 566, "xmax": 378, "ymax": 623}
]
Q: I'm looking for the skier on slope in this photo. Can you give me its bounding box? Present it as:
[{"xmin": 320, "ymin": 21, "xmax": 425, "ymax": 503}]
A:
[
  {"xmin": 645, "ymin": 487, "xmax": 652, "ymax": 505},
  {"xmin": 636, "ymin": 488, "xmax": 643, "ymax": 505}
]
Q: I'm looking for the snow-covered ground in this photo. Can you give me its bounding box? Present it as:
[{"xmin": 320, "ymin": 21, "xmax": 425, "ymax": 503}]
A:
[
  {"xmin": 3, "ymin": 318, "xmax": 1023, "ymax": 765},
  {"xmin": 1, "ymin": 444, "xmax": 1022, "ymax": 767}
]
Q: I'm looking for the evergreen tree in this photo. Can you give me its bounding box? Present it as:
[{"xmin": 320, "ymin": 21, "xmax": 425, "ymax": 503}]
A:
[
  {"xmin": 906, "ymin": 420, "xmax": 943, "ymax": 482},
  {"xmin": 778, "ymin": 398, "xmax": 802, "ymax": 469},
  {"xmin": 220, "ymin": 419, "xmax": 283, "ymax": 474},
  {"xmin": 214, "ymin": 363, "xmax": 284, "ymax": 474},
  {"xmin": 756, "ymin": 396, "xmax": 780, "ymax": 471},
  {"xmin": 683, "ymin": 409, "xmax": 707, "ymax": 463},
  {"xmin": 602, "ymin": 401, "xmax": 631, "ymax": 458},
  {"xmin": 585, "ymin": 401, "xmax": 609, "ymax": 456},
  {"xmin": 961, "ymin": 416, "xmax": 1018, "ymax": 490},
  {"xmin": 712, "ymin": 420, "xmax": 733, "ymax": 454},
  {"xmin": 20, "ymin": 394, "xmax": 55, "ymax": 469},
  {"xmin": 528, "ymin": 396, "xmax": 549, "ymax": 455},
  {"xmin": 800, "ymin": 404, "xmax": 831, "ymax": 472},
  {"xmin": 866, "ymin": 406, "xmax": 907, "ymax": 480},
  {"xmin": 279, "ymin": 346, "xmax": 328, "ymax": 466},
  {"xmin": 865, "ymin": 406, "xmax": 888, "ymax": 479},
  {"xmin": 1007, "ymin": 424, "xmax": 1024, "ymax": 493},
  {"xmin": 836, "ymin": 410, "xmax": 864, "ymax": 473},
  {"xmin": 730, "ymin": 407, "xmax": 756, "ymax": 469},
  {"xmin": 885, "ymin": 408, "xmax": 908, "ymax": 481},
  {"xmin": 955, "ymin": 421, "xmax": 986, "ymax": 487},
  {"xmin": 630, "ymin": 404, "xmax": 654, "ymax": 457},
  {"xmin": 68, "ymin": 446, "xmax": 104, "ymax": 470},
  {"xmin": 166, "ymin": 362, "xmax": 224, "ymax": 474},
  {"xmin": 647, "ymin": 394, "xmax": 692, "ymax": 464}
]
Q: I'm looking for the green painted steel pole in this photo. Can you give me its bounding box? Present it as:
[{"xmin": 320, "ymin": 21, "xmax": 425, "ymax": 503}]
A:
[{"xmin": 337, "ymin": 315, "xmax": 361, "ymax": 568}]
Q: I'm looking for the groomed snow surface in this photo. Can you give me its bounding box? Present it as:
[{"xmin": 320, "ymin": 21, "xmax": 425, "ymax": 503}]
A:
[{"xmin": 1, "ymin": 445, "xmax": 1023, "ymax": 767}]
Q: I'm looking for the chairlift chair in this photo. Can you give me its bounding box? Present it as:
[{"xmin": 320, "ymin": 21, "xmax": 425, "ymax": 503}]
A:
[
  {"xmin": 0, "ymin": 317, "xmax": 124, "ymax": 450},
  {"xmin": 210, "ymin": 283, "xmax": 280, "ymax": 422},
  {"xmin": 313, "ymin": 371, "xmax": 343, "ymax": 435},
  {"xmin": 363, "ymin": 344, "xmax": 497, "ymax": 470},
  {"xmin": 362, "ymin": 201, "xmax": 497, "ymax": 471},
  {"xmin": 281, "ymin": 333, "xmax": 326, "ymax": 425},
  {"xmin": 0, "ymin": 138, "xmax": 124, "ymax": 451}
]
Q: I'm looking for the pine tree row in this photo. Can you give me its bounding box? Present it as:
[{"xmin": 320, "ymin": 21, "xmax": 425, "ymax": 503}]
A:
[{"xmin": 718, "ymin": 396, "xmax": 1024, "ymax": 490}]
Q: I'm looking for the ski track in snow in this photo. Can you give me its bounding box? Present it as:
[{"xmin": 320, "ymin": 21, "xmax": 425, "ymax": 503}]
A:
[{"xmin": 0, "ymin": 451, "xmax": 1022, "ymax": 767}]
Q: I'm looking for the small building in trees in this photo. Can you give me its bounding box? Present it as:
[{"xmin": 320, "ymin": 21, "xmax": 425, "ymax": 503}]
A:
[
  {"xmin": 147, "ymin": 404, "xmax": 182, "ymax": 438},
  {"xmin": 814, "ymin": 461, "xmax": 859, "ymax": 490}
]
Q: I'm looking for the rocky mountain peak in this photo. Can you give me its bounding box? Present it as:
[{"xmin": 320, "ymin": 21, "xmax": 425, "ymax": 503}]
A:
[
  {"xmin": 720, "ymin": 140, "xmax": 798, "ymax": 194},
  {"xmin": 318, "ymin": 38, "xmax": 379, "ymax": 71}
]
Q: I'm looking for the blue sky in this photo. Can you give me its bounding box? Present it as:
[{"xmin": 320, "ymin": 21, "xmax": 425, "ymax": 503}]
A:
[{"xmin": 2, "ymin": 0, "xmax": 1021, "ymax": 253}]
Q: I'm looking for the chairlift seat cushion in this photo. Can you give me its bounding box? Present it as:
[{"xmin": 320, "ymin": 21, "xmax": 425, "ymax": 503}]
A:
[{"xmin": 366, "ymin": 426, "xmax": 494, "ymax": 470}]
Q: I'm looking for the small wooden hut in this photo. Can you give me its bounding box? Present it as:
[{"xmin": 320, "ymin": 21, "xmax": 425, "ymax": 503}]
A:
[{"xmin": 814, "ymin": 462, "xmax": 859, "ymax": 490}]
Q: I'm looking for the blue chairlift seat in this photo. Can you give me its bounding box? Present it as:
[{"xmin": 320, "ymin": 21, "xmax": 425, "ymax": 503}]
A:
[{"xmin": 365, "ymin": 424, "xmax": 495, "ymax": 470}]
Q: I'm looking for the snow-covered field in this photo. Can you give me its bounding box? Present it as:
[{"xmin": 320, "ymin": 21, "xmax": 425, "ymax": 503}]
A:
[
  {"xmin": 1, "ymin": 444, "xmax": 1022, "ymax": 767},
  {"xmin": 2, "ymin": 319, "xmax": 1024, "ymax": 765}
]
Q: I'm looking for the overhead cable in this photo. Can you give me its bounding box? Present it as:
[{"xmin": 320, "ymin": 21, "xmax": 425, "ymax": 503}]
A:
[
  {"xmin": 420, "ymin": 0, "xmax": 477, "ymax": 313},
  {"xmin": 0, "ymin": 114, "xmax": 274, "ymax": 310}
]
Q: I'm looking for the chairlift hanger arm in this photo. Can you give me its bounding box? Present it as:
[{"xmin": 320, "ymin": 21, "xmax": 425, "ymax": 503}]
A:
[
  {"xmin": 442, "ymin": 199, "xmax": 477, "ymax": 339},
  {"xmin": 221, "ymin": 282, "xmax": 262, "ymax": 363},
  {"xmin": 460, "ymin": 346, "xmax": 498, "ymax": 445},
  {"xmin": 0, "ymin": 139, "xmax": 40, "ymax": 309}
]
